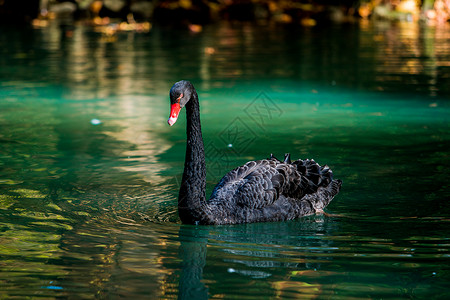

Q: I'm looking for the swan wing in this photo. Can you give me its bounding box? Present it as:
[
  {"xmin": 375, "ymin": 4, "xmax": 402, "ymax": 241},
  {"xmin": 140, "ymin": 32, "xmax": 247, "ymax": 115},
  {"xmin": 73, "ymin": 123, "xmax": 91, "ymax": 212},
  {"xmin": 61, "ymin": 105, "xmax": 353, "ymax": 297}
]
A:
[
  {"xmin": 209, "ymin": 158, "xmax": 336, "ymax": 210},
  {"xmin": 208, "ymin": 159, "xmax": 279, "ymax": 208}
]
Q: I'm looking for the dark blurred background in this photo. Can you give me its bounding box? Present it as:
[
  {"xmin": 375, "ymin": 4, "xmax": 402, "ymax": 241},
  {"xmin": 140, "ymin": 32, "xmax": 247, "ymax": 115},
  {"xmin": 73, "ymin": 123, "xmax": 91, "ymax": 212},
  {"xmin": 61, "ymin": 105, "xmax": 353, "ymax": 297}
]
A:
[{"xmin": 0, "ymin": 0, "xmax": 448, "ymax": 27}]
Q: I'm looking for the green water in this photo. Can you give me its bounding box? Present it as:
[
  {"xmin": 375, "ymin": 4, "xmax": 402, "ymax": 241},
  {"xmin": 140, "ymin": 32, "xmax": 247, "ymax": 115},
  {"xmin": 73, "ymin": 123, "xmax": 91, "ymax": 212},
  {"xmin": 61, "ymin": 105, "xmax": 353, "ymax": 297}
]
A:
[{"xmin": 0, "ymin": 21, "xmax": 449, "ymax": 298}]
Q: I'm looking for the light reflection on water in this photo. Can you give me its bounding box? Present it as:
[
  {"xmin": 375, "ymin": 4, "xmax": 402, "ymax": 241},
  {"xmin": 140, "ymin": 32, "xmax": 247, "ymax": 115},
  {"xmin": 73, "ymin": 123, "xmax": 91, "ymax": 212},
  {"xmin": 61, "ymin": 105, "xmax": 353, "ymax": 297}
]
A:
[{"xmin": 0, "ymin": 21, "xmax": 449, "ymax": 298}]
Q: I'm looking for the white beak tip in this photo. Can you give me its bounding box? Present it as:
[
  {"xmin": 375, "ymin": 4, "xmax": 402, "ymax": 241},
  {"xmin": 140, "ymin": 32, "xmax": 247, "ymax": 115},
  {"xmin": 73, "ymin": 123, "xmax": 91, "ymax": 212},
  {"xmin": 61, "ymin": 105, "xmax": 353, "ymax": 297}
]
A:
[{"xmin": 168, "ymin": 117, "xmax": 177, "ymax": 126}]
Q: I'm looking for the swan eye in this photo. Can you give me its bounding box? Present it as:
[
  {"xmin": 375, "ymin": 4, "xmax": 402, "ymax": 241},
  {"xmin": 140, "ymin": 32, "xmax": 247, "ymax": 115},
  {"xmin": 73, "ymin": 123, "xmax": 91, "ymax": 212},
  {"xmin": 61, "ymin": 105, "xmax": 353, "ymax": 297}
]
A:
[{"xmin": 177, "ymin": 93, "xmax": 183, "ymax": 103}]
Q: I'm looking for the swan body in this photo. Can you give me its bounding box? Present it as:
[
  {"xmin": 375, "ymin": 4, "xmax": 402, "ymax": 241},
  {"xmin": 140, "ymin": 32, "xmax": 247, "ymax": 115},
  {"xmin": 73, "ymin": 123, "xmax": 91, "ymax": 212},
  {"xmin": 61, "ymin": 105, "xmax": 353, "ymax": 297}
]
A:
[{"xmin": 168, "ymin": 80, "xmax": 341, "ymax": 225}]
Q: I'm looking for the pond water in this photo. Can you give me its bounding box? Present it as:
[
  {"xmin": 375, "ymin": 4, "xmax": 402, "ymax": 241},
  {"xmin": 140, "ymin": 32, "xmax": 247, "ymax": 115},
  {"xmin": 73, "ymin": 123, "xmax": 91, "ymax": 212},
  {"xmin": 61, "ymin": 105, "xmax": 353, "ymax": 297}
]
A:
[{"xmin": 0, "ymin": 21, "xmax": 449, "ymax": 298}]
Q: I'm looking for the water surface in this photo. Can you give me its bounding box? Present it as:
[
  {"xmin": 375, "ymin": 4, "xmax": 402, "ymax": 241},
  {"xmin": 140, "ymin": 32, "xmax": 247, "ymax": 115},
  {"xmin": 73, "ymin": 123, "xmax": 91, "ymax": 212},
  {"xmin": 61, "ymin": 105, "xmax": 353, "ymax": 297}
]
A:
[{"xmin": 0, "ymin": 21, "xmax": 449, "ymax": 298}]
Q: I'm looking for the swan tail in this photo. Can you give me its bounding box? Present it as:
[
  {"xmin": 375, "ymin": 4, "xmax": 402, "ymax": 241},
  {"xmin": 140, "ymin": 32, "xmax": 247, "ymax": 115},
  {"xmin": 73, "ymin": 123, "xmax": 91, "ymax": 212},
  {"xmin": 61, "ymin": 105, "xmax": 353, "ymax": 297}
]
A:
[{"xmin": 292, "ymin": 159, "xmax": 334, "ymax": 193}]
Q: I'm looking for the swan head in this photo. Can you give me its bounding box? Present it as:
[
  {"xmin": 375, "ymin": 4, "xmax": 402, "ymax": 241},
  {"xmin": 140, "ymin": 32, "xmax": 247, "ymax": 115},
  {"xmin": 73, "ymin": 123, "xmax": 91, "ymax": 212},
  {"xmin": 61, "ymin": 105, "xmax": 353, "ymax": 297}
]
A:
[{"xmin": 168, "ymin": 80, "xmax": 194, "ymax": 126}]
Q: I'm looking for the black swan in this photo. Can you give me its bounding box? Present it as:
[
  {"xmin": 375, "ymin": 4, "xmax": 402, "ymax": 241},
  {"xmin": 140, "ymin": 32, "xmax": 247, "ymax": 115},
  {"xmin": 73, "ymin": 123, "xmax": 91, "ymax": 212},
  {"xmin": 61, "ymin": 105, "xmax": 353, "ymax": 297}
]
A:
[{"xmin": 168, "ymin": 80, "xmax": 342, "ymax": 225}]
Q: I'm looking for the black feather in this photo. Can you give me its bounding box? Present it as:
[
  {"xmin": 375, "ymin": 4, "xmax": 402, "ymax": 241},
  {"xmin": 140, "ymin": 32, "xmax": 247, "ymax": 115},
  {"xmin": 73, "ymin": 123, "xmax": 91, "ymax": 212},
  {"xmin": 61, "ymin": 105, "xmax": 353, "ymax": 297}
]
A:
[{"xmin": 284, "ymin": 153, "xmax": 291, "ymax": 164}]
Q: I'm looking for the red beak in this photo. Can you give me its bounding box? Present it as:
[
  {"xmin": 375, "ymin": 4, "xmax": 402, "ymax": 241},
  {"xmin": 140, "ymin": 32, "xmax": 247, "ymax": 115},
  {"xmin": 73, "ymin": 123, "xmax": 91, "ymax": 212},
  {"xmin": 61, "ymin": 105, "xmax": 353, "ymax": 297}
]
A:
[{"xmin": 168, "ymin": 103, "xmax": 181, "ymax": 126}]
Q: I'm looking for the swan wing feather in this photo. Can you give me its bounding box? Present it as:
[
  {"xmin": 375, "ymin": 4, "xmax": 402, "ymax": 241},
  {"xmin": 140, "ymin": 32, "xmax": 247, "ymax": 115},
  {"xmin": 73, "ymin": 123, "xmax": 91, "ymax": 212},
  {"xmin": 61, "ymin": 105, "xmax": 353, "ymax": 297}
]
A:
[
  {"xmin": 209, "ymin": 157, "xmax": 336, "ymax": 210},
  {"xmin": 209, "ymin": 159, "xmax": 278, "ymax": 208}
]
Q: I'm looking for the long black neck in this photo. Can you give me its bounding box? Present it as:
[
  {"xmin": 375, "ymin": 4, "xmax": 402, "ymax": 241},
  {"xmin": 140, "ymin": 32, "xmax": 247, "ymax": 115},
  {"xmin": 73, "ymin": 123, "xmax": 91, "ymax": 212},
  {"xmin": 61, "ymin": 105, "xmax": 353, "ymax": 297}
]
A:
[{"xmin": 178, "ymin": 90, "xmax": 207, "ymax": 224}]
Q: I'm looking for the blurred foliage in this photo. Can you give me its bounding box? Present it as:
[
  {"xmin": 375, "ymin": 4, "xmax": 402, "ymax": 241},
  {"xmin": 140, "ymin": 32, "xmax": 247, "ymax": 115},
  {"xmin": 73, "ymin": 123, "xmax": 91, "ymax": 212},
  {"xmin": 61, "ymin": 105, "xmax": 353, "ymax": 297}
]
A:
[{"xmin": 2, "ymin": 0, "xmax": 449, "ymax": 26}]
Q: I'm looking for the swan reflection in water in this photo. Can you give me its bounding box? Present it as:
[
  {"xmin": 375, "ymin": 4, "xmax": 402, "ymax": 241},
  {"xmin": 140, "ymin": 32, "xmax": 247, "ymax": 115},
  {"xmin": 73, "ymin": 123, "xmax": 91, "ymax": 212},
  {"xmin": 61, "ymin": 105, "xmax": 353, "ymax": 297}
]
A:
[{"xmin": 174, "ymin": 215, "xmax": 335, "ymax": 299}]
